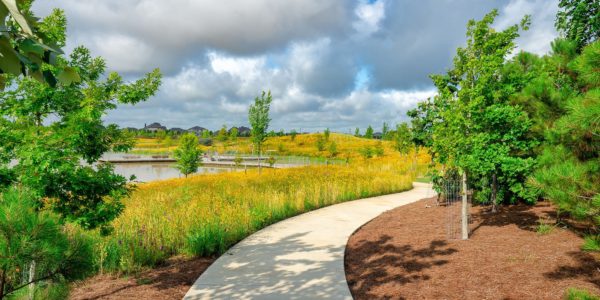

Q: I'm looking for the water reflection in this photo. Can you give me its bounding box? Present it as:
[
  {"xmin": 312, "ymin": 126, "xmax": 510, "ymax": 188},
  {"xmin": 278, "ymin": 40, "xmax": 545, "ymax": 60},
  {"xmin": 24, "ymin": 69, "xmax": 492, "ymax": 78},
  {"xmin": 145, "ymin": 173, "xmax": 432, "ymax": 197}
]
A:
[{"xmin": 113, "ymin": 162, "xmax": 235, "ymax": 182}]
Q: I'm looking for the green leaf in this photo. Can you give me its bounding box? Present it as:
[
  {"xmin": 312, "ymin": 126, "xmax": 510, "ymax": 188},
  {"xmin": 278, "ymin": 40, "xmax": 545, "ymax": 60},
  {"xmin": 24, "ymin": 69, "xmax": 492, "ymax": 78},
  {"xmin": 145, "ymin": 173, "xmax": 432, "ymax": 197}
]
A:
[
  {"xmin": 20, "ymin": 38, "xmax": 44, "ymax": 55},
  {"xmin": 0, "ymin": 36, "xmax": 22, "ymax": 74},
  {"xmin": 56, "ymin": 66, "xmax": 81, "ymax": 85},
  {"xmin": 42, "ymin": 69, "xmax": 56, "ymax": 87},
  {"xmin": 1, "ymin": 0, "xmax": 33, "ymax": 35},
  {"xmin": 0, "ymin": 3, "xmax": 8, "ymax": 27},
  {"xmin": 0, "ymin": 74, "xmax": 5, "ymax": 89}
]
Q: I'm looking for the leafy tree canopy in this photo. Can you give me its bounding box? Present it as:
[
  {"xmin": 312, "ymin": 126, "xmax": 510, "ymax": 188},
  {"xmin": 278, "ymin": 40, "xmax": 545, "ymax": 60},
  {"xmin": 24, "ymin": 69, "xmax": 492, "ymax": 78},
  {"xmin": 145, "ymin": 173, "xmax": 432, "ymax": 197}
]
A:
[
  {"xmin": 0, "ymin": 6, "xmax": 162, "ymax": 231},
  {"xmin": 555, "ymin": 0, "xmax": 600, "ymax": 51}
]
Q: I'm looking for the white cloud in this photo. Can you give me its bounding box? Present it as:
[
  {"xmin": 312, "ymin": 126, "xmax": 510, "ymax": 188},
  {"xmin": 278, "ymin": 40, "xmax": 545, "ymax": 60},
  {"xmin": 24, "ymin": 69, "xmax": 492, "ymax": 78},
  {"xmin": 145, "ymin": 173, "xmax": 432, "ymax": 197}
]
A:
[
  {"xmin": 497, "ymin": 0, "xmax": 559, "ymax": 55},
  {"xmin": 353, "ymin": 0, "xmax": 386, "ymax": 36},
  {"xmin": 32, "ymin": 1, "xmax": 560, "ymax": 131}
]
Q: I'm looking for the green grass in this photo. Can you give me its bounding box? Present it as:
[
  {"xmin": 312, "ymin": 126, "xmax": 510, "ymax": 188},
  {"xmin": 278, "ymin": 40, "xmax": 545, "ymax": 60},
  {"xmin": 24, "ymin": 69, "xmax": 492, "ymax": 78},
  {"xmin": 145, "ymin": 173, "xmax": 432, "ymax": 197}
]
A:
[
  {"xmin": 582, "ymin": 235, "xmax": 600, "ymax": 252},
  {"xmin": 535, "ymin": 218, "xmax": 555, "ymax": 235},
  {"xmin": 565, "ymin": 288, "xmax": 600, "ymax": 300},
  {"xmin": 414, "ymin": 175, "xmax": 432, "ymax": 183}
]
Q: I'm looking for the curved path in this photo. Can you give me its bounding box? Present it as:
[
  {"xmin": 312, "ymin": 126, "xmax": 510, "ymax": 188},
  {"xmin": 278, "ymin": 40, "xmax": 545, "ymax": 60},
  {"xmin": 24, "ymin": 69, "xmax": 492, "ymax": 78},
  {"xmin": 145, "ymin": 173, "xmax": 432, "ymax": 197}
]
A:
[{"xmin": 184, "ymin": 182, "xmax": 435, "ymax": 300}]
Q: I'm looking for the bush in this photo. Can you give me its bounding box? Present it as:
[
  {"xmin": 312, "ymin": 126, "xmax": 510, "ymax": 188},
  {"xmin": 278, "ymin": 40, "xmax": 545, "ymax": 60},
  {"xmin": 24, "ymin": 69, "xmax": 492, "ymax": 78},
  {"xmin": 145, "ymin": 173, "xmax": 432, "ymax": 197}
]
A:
[
  {"xmin": 267, "ymin": 156, "xmax": 276, "ymax": 167},
  {"xmin": 198, "ymin": 138, "xmax": 213, "ymax": 146},
  {"xmin": 374, "ymin": 141, "xmax": 384, "ymax": 156},
  {"xmin": 360, "ymin": 146, "xmax": 373, "ymax": 159},
  {"xmin": 316, "ymin": 136, "xmax": 326, "ymax": 151}
]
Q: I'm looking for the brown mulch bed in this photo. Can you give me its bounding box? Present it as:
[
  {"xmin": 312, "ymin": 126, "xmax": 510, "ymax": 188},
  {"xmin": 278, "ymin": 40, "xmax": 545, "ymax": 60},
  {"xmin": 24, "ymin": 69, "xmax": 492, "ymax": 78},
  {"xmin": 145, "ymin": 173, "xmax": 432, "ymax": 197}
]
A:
[
  {"xmin": 69, "ymin": 256, "xmax": 214, "ymax": 300},
  {"xmin": 345, "ymin": 197, "xmax": 600, "ymax": 300}
]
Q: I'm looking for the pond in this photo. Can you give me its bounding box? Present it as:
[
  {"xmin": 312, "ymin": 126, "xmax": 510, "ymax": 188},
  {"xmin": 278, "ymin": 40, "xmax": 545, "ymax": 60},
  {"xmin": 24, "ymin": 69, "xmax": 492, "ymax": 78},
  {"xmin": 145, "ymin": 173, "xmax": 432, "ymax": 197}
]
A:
[
  {"xmin": 101, "ymin": 153, "xmax": 239, "ymax": 182},
  {"xmin": 112, "ymin": 162, "xmax": 236, "ymax": 182}
]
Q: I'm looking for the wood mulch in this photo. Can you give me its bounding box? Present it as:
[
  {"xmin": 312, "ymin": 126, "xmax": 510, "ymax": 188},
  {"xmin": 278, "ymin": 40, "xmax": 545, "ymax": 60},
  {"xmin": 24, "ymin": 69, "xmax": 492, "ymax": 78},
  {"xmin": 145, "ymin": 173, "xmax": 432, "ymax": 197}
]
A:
[
  {"xmin": 345, "ymin": 197, "xmax": 600, "ymax": 300},
  {"xmin": 69, "ymin": 256, "xmax": 214, "ymax": 300}
]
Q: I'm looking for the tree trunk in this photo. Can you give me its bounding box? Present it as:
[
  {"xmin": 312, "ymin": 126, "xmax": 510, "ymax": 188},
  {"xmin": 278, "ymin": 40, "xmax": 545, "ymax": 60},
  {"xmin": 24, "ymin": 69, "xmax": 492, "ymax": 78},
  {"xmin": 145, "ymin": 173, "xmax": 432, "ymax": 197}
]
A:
[
  {"xmin": 1, "ymin": 269, "xmax": 6, "ymax": 299},
  {"xmin": 491, "ymin": 173, "xmax": 498, "ymax": 213},
  {"xmin": 258, "ymin": 146, "xmax": 262, "ymax": 175},
  {"xmin": 28, "ymin": 260, "xmax": 36, "ymax": 300},
  {"xmin": 461, "ymin": 171, "xmax": 469, "ymax": 240}
]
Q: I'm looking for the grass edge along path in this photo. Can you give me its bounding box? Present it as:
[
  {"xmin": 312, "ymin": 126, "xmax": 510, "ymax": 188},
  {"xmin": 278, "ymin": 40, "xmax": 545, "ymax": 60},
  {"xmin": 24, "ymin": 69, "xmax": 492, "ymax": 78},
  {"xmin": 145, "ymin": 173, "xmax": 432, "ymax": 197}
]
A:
[{"xmin": 89, "ymin": 154, "xmax": 427, "ymax": 275}]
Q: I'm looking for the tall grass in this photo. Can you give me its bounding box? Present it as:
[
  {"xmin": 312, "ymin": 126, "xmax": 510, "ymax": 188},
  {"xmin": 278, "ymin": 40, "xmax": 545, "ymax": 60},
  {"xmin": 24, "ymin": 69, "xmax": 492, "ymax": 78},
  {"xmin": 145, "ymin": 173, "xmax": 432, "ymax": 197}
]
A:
[
  {"xmin": 92, "ymin": 154, "xmax": 427, "ymax": 273},
  {"xmin": 132, "ymin": 133, "xmax": 401, "ymax": 159}
]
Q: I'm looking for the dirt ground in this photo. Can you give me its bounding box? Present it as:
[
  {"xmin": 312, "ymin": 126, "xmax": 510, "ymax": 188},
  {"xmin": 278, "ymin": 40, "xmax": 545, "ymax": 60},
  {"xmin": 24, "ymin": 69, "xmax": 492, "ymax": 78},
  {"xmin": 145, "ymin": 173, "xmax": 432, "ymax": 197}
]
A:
[
  {"xmin": 345, "ymin": 197, "xmax": 600, "ymax": 300},
  {"xmin": 69, "ymin": 256, "xmax": 214, "ymax": 300}
]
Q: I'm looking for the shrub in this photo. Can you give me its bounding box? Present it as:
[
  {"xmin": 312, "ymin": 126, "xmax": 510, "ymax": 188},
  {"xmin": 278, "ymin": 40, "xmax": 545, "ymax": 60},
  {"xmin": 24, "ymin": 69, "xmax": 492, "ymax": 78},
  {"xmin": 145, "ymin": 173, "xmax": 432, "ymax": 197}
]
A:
[
  {"xmin": 198, "ymin": 138, "xmax": 213, "ymax": 146},
  {"xmin": 374, "ymin": 141, "xmax": 384, "ymax": 156},
  {"xmin": 360, "ymin": 146, "xmax": 373, "ymax": 159},
  {"xmin": 267, "ymin": 156, "xmax": 277, "ymax": 167},
  {"xmin": 316, "ymin": 136, "xmax": 326, "ymax": 151}
]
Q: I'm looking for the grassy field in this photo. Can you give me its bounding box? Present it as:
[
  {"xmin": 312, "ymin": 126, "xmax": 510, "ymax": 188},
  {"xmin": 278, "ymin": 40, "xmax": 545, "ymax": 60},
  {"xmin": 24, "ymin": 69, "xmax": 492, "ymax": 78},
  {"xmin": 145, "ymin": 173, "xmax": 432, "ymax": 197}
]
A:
[
  {"xmin": 90, "ymin": 134, "xmax": 429, "ymax": 274},
  {"xmin": 131, "ymin": 133, "xmax": 400, "ymax": 160}
]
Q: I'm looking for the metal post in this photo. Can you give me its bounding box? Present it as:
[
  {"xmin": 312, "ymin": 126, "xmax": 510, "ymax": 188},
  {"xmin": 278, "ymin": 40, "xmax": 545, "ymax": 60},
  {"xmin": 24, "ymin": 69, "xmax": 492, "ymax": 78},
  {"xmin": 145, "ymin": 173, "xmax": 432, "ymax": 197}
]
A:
[{"xmin": 461, "ymin": 171, "xmax": 469, "ymax": 240}]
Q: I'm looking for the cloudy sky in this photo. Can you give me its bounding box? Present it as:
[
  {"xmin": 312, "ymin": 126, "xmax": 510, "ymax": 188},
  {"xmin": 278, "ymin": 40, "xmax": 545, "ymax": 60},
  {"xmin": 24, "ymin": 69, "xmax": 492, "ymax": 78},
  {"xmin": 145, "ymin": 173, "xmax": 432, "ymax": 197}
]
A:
[{"xmin": 32, "ymin": 0, "xmax": 558, "ymax": 132}]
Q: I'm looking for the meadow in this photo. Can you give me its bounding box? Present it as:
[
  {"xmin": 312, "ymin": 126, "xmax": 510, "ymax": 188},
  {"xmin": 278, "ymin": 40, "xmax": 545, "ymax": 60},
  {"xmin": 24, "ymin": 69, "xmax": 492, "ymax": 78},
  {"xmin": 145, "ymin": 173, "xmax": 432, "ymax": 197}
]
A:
[
  {"xmin": 131, "ymin": 133, "xmax": 398, "ymax": 160},
  {"xmin": 91, "ymin": 134, "xmax": 429, "ymax": 274}
]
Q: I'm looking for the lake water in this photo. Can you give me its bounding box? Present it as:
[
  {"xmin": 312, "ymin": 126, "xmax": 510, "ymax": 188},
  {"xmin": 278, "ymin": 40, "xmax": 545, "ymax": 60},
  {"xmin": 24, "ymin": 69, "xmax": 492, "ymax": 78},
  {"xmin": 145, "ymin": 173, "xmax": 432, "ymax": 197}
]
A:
[{"xmin": 113, "ymin": 162, "xmax": 236, "ymax": 182}]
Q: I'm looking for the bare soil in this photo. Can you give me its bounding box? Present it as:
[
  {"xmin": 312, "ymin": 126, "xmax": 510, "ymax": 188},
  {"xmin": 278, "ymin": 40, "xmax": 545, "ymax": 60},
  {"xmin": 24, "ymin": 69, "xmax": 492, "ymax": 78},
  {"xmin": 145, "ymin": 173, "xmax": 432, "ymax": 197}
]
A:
[
  {"xmin": 69, "ymin": 256, "xmax": 214, "ymax": 300},
  {"xmin": 345, "ymin": 197, "xmax": 600, "ymax": 300}
]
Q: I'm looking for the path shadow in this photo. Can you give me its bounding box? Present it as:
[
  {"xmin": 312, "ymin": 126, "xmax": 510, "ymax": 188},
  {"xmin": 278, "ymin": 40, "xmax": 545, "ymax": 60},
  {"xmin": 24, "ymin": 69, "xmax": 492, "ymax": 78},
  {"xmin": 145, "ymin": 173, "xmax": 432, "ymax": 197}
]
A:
[
  {"xmin": 184, "ymin": 231, "xmax": 351, "ymax": 299},
  {"xmin": 345, "ymin": 235, "xmax": 457, "ymax": 299}
]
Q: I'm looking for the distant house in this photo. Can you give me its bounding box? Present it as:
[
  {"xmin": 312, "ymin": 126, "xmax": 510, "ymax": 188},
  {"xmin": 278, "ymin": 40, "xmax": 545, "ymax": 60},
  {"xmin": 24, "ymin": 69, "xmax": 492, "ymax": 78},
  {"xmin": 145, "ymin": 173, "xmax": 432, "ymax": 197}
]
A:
[
  {"xmin": 373, "ymin": 132, "xmax": 383, "ymax": 139},
  {"xmin": 237, "ymin": 126, "xmax": 251, "ymax": 137},
  {"xmin": 144, "ymin": 122, "xmax": 166, "ymax": 132},
  {"xmin": 169, "ymin": 127, "xmax": 186, "ymax": 134},
  {"xmin": 188, "ymin": 126, "xmax": 208, "ymax": 136}
]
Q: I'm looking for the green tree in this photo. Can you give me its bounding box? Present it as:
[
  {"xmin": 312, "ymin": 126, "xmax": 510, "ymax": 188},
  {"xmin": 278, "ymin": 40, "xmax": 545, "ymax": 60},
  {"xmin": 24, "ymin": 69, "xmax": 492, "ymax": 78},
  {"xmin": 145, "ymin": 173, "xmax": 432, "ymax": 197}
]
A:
[
  {"xmin": 156, "ymin": 130, "xmax": 167, "ymax": 141},
  {"xmin": 201, "ymin": 130, "xmax": 211, "ymax": 139},
  {"xmin": 407, "ymin": 97, "xmax": 438, "ymax": 152},
  {"xmin": 163, "ymin": 136, "xmax": 173, "ymax": 147},
  {"xmin": 290, "ymin": 129, "xmax": 297, "ymax": 141},
  {"xmin": 217, "ymin": 124, "xmax": 228, "ymax": 142},
  {"xmin": 0, "ymin": 188, "xmax": 93, "ymax": 299},
  {"xmin": 316, "ymin": 135, "xmax": 326, "ymax": 152},
  {"xmin": 365, "ymin": 125, "xmax": 374, "ymax": 139},
  {"xmin": 233, "ymin": 155, "xmax": 243, "ymax": 168},
  {"xmin": 249, "ymin": 91, "xmax": 272, "ymax": 174},
  {"xmin": 0, "ymin": 48, "xmax": 161, "ymax": 230},
  {"xmin": 324, "ymin": 128, "xmax": 331, "ymax": 141},
  {"xmin": 374, "ymin": 141, "xmax": 384, "ymax": 156},
  {"xmin": 413, "ymin": 10, "xmax": 536, "ymax": 211},
  {"xmin": 382, "ymin": 122, "xmax": 390, "ymax": 140},
  {"xmin": 0, "ymin": 2, "xmax": 77, "ymax": 89},
  {"xmin": 354, "ymin": 127, "xmax": 360, "ymax": 137},
  {"xmin": 329, "ymin": 141, "xmax": 338, "ymax": 158},
  {"xmin": 174, "ymin": 133, "xmax": 202, "ymax": 177},
  {"xmin": 555, "ymin": 0, "xmax": 599, "ymax": 51},
  {"xmin": 394, "ymin": 123, "xmax": 412, "ymax": 155},
  {"xmin": 360, "ymin": 146, "xmax": 373, "ymax": 159},
  {"xmin": 267, "ymin": 156, "xmax": 276, "ymax": 168},
  {"xmin": 530, "ymin": 40, "xmax": 600, "ymax": 245},
  {"xmin": 229, "ymin": 127, "xmax": 238, "ymax": 142}
]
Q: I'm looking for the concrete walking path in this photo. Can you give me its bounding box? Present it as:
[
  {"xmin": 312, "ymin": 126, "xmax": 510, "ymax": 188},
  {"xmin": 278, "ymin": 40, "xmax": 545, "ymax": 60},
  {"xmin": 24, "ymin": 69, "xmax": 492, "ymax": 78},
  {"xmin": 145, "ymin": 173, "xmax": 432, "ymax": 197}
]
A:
[{"xmin": 184, "ymin": 182, "xmax": 435, "ymax": 300}]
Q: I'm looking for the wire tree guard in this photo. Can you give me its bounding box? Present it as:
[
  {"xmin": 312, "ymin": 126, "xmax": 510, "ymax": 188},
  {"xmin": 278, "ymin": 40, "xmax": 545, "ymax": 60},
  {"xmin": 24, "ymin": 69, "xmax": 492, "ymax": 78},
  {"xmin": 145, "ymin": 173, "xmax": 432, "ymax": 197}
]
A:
[{"xmin": 439, "ymin": 174, "xmax": 471, "ymax": 240}]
